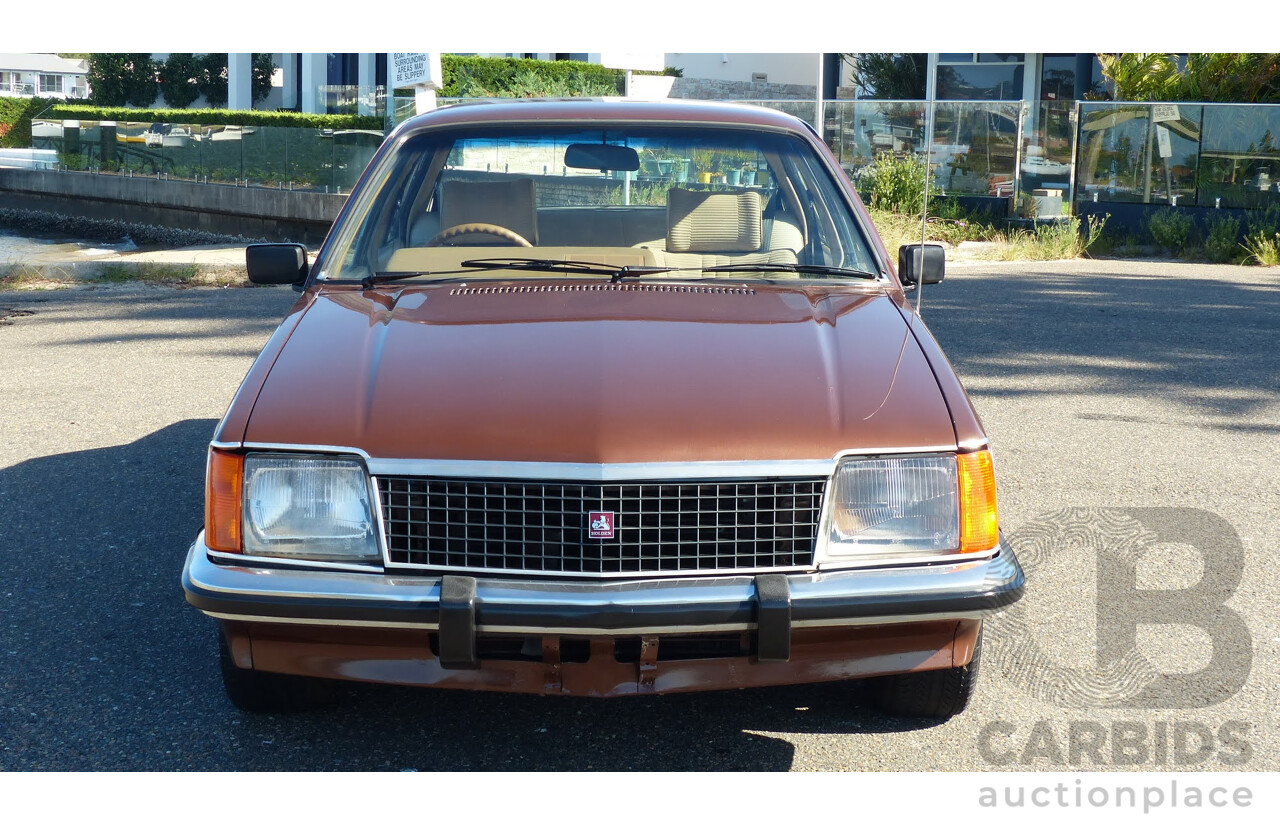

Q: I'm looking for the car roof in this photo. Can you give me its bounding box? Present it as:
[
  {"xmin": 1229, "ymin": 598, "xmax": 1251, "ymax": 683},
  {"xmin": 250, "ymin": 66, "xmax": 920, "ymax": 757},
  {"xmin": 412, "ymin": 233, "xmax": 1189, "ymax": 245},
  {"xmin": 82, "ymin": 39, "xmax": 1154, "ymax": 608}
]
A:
[{"xmin": 396, "ymin": 98, "xmax": 816, "ymax": 136}]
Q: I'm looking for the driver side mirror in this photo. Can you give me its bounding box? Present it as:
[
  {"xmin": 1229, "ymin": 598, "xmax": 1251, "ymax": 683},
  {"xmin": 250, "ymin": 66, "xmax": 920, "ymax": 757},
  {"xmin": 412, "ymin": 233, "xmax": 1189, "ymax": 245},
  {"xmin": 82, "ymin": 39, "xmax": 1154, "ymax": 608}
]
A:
[
  {"xmin": 898, "ymin": 243, "xmax": 945, "ymax": 286},
  {"xmin": 246, "ymin": 243, "xmax": 309, "ymax": 286}
]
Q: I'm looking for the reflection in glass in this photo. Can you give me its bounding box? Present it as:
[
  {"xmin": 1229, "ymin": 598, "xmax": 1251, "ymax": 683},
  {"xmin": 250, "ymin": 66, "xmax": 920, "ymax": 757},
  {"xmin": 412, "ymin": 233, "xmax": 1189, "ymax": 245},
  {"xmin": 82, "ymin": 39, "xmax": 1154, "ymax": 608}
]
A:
[
  {"xmin": 1199, "ymin": 105, "xmax": 1280, "ymax": 208},
  {"xmin": 932, "ymin": 103, "xmax": 1019, "ymax": 195},
  {"xmin": 1076, "ymin": 103, "xmax": 1201, "ymax": 205},
  {"xmin": 1021, "ymin": 102, "xmax": 1076, "ymax": 195},
  {"xmin": 936, "ymin": 64, "xmax": 1024, "ymax": 100}
]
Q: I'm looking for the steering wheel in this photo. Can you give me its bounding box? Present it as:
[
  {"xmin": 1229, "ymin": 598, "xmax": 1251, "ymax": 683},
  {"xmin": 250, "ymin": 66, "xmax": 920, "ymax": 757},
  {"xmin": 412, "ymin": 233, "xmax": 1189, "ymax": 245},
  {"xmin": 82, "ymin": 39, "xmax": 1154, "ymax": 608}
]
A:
[{"xmin": 425, "ymin": 222, "xmax": 532, "ymax": 248}]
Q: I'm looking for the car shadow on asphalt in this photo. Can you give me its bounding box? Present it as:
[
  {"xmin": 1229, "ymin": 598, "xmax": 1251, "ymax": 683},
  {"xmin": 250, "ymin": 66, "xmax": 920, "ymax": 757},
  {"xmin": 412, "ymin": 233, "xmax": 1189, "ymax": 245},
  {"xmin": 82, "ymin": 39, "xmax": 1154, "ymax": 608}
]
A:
[{"xmin": 0, "ymin": 419, "xmax": 944, "ymax": 772}]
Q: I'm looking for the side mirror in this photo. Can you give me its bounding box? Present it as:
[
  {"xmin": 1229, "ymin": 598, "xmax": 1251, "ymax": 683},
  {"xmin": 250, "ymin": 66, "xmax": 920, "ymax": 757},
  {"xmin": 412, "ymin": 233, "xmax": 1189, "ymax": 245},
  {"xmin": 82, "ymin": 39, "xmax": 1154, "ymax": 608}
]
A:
[
  {"xmin": 898, "ymin": 243, "xmax": 945, "ymax": 286},
  {"xmin": 246, "ymin": 243, "xmax": 309, "ymax": 286}
]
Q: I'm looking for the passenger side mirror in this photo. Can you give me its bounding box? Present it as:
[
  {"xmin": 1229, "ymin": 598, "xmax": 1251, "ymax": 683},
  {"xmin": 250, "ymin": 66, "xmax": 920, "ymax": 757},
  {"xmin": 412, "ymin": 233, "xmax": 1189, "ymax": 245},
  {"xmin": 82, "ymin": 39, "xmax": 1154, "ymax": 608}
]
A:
[
  {"xmin": 898, "ymin": 243, "xmax": 945, "ymax": 286},
  {"xmin": 246, "ymin": 243, "xmax": 309, "ymax": 286}
]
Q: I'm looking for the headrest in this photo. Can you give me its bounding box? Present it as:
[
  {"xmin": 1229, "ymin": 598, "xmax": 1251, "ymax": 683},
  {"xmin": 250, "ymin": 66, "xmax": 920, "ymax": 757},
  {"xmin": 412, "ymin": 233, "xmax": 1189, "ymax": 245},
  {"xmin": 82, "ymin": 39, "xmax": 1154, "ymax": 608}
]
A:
[
  {"xmin": 666, "ymin": 189, "xmax": 763, "ymax": 253},
  {"xmin": 440, "ymin": 178, "xmax": 539, "ymax": 245}
]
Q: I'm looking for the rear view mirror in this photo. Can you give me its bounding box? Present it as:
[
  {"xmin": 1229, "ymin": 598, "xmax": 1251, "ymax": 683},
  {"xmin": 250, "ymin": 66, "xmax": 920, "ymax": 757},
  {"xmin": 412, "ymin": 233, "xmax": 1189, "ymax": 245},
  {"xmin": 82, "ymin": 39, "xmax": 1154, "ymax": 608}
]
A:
[
  {"xmin": 898, "ymin": 243, "xmax": 945, "ymax": 286},
  {"xmin": 246, "ymin": 243, "xmax": 309, "ymax": 286},
  {"xmin": 564, "ymin": 143, "xmax": 640, "ymax": 172}
]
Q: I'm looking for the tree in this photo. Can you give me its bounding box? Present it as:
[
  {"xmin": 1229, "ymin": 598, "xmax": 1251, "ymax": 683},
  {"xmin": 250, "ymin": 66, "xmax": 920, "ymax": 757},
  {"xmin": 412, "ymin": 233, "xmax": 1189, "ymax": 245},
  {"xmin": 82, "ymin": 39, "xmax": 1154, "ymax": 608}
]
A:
[
  {"xmin": 197, "ymin": 53, "xmax": 229, "ymax": 108},
  {"xmin": 197, "ymin": 54, "xmax": 276, "ymax": 108},
  {"xmin": 158, "ymin": 53, "xmax": 202, "ymax": 109},
  {"xmin": 843, "ymin": 54, "xmax": 927, "ymax": 100},
  {"xmin": 1098, "ymin": 53, "xmax": 1280, "ymax": 103},
  {"xmin": 86, "ymin": 53, "xmax": 158, "ymax": 107},
  {"xmin": 251, "ymin": 54, "xmax": 276, "ymax": 104},
  {"xmin": 1179, "ymin": 53, "xmax": 1280, "ymax": 103}
]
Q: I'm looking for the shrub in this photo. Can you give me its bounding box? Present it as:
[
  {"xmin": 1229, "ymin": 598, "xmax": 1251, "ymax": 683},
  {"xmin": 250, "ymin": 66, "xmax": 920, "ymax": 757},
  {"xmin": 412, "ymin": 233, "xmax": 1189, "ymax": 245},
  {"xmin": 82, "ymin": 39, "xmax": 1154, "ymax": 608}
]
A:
[
  {"xmin": 47, "ymin": 104, "xmax": 383, "ymax": 131},
  {"xmin": 441, "ymin": 55, "xmax": 623, "ymax": 97},
  {"xmin": 1147, "ymin": 208, "xmax": 1195, "ymax": 253},
  {"xmin": 860, "ymin": 153, "xmax": 933, "ymax": 216},
  {"xmin": 0, "ymin": 97, "xmax": 51, "ymax": 149},
  {"xmin": 1204, "ymin": 213, "xmax": 1243, "ymax": 263}
]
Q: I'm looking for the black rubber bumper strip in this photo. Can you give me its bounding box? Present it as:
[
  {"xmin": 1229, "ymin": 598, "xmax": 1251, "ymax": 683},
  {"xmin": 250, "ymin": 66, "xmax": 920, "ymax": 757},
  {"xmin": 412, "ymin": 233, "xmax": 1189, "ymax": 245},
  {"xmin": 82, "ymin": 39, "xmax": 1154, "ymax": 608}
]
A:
[
  {"xmin": 438, "ymin": 575, "xmax": 478, "ymax": 669},
  {"xmin": 755, "ymin": 574, "xmax": 792, "ymax": 662}
]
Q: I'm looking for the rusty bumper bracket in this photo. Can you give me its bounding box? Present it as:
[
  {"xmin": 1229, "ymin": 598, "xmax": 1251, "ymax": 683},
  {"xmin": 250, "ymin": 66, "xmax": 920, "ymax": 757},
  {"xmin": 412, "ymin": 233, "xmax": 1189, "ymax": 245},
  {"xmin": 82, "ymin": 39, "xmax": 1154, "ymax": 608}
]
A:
[
  {"xmin": 755, "ymin": 574, "xmax": 792, "ymax": 662},
  {"xmin": 438, "ymin": 575, "xmax": 478, "ymax": 669}
]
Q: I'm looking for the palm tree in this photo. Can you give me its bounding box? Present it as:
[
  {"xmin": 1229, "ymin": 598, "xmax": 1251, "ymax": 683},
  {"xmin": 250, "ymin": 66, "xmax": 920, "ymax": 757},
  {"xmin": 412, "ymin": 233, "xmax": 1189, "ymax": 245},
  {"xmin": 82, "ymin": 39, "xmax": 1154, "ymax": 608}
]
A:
[{"xmin": 1095, "ymin": 54, "xmax": 1181, "ymax": 102}]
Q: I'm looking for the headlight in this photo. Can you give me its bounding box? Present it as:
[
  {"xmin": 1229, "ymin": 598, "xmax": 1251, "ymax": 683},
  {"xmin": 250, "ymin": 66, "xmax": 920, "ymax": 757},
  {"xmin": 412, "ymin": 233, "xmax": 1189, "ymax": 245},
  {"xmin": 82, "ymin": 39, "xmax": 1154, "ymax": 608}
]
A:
[
  {"xmin": 820, "ymin": 452, "xmax": 998, "ymax": 563},
  {"xmin": 241, "ymin": 454, "xmax": 380, "ymax": 562}
]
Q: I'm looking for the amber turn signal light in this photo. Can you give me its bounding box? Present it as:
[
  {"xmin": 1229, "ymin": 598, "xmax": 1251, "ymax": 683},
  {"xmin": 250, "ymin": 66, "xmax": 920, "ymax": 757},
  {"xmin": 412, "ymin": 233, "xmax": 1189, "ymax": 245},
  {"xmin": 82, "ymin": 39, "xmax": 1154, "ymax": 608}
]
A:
[
  {"xmin": 206, "ymin": 449, "xmax": 244, "ymax": 553},
  {"xmin": 957, "ymin": 450, "xmax": 999, "ymax": 553}
]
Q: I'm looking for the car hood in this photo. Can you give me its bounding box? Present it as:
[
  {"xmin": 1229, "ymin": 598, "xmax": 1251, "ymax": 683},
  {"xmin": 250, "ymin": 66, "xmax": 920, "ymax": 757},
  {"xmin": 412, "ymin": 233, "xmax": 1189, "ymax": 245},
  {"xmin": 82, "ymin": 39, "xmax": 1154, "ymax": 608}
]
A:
[{"xmin": 240, "ymin": 281, "xmax": 957, "ymax": 463}]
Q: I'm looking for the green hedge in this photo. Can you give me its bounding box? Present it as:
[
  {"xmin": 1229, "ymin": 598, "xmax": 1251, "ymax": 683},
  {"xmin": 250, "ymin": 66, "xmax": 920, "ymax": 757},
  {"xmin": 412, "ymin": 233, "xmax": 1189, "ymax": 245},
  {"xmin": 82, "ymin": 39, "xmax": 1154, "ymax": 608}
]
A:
[
  {"xmin": 0, "ymin": 97, "xmax": 54, "ymax": 149},
  {"xmin": 47, "ymin": 104, "xmax": 384, "ymax": 131},
  {"xmin": 440, "ymin": 55, "xmax": 625, "ymax": 97}
]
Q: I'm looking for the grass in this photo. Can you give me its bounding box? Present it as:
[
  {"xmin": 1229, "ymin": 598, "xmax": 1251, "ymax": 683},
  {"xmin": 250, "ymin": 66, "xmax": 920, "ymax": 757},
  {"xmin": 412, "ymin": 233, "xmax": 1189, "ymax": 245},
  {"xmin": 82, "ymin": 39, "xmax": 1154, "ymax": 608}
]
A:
[
  {"xmin": 867, "ymin": 208, "xmax": 1106, "ymax": 263},
  {"xmin": 95, "ymin": 262, "xmax": 203, "ymax": 284},
  {"xmin": 0, "ymin": 264, "xmax": 73, "ymax": 290},
  {"xmin": 1, "ymin": 261, "xmax": 251, "ymax": 290},
  {"xmin": 987, "ymin": 215, "xmax": 1109, "ymax": 262},
  {"xmin": 1241, "ymin": 231, "xmax": 1280, "ymax": 267}
]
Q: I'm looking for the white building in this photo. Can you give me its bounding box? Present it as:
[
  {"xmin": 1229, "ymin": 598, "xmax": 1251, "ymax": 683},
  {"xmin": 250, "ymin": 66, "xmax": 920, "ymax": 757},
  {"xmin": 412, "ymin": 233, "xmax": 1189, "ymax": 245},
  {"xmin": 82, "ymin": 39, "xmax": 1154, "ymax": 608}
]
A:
[{"xmin": 0, "ymin": 53, "xmax": 89, "ymax": 100}]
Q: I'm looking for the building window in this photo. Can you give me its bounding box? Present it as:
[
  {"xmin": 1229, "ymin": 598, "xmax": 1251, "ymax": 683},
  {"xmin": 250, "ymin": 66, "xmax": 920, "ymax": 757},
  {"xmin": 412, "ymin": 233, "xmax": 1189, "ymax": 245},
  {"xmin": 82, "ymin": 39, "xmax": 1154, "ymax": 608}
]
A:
[
  {"xmin": 39, "ymin": 74, "xmax": 62, "ymax": 94},
  {"xmin": 1040, "ymin": 54, "xmax": 1076, "ymax": 101},
  {"xmin": 936, "ymin": 54, "xmax": 1024, "ymax": 101}
]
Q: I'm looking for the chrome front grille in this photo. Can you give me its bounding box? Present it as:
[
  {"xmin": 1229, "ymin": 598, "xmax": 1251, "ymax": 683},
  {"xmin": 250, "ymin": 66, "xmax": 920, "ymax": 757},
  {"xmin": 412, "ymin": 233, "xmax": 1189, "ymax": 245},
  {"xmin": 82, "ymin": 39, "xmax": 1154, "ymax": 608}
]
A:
[{"xmin": 378, "ymin": 477, "xmax": 827, "ymax": 577}]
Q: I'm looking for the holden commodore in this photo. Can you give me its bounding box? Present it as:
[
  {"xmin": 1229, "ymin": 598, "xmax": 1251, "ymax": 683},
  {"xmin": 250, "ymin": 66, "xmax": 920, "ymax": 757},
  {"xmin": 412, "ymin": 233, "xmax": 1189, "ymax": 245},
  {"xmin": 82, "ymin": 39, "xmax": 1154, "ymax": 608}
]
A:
[{"xmin": 182, "ymin": 100, "xmax": 1024, "ymax": 717}]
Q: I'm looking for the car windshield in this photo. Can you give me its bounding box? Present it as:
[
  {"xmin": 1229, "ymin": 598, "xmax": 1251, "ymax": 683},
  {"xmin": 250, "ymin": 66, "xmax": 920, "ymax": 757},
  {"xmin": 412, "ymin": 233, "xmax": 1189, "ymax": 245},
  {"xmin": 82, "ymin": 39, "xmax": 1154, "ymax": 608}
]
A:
[{"xmin": 321, "ymin": 121, "xmax": 881, "ymax": 283}]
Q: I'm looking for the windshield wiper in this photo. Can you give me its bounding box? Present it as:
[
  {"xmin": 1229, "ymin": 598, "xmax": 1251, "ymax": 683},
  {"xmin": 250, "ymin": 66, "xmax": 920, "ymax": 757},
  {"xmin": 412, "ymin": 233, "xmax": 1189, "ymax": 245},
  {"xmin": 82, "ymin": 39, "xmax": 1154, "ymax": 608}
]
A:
[
  {"xmin": 357, "ymin": 270, "xmax": 442, "ymax": 288},
  {"xmin": 460, "ymin": 257, "xmax": 680, "ymax": 282},
  {"xmin": 701, "ymin": 263, "xmax": 882, "ymax": 280},
  {"xmin": 461, "ymin": 257, "xmax": 677, "ymax": 283}
]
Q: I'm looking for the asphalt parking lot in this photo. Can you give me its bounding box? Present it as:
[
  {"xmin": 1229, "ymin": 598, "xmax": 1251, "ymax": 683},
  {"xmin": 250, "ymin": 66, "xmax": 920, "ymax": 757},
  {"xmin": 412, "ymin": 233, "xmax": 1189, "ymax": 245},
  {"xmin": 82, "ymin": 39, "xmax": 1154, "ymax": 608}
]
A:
[{"xmin": 0, "ymin": 259, "xmax": 1276, "ymax": 771}]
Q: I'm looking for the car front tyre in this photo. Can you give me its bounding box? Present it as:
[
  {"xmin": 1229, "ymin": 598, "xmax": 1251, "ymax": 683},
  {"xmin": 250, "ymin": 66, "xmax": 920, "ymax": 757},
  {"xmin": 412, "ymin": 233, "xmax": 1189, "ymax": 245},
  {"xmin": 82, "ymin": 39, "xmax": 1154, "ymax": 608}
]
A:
[
  {"xmin": 866, "ymin": 626, "xmax": 982, "ymax": 719},
  {"xmin": 217, "ymin": 628, "xmax": 335, "ymax": 713}
]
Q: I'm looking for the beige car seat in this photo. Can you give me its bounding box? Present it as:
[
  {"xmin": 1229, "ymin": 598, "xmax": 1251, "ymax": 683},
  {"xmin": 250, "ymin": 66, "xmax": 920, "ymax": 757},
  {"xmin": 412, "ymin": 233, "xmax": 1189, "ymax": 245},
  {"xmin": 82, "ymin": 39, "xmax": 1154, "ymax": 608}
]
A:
[
  {"xmin": 638, "ymin": 188, "xmax": 802, "ymax": 269},
  {"xmin": 410, "ymin": 178, "xmax": 540, "ymax": 246}
]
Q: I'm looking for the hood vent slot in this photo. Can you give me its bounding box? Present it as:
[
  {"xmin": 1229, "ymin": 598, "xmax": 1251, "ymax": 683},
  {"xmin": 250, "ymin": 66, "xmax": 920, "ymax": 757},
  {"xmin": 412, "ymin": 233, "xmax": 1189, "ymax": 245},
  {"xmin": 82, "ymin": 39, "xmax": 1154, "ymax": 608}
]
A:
[{"xmin": 449, "ymin": 283, "xmax": 755, "ymax": 297}]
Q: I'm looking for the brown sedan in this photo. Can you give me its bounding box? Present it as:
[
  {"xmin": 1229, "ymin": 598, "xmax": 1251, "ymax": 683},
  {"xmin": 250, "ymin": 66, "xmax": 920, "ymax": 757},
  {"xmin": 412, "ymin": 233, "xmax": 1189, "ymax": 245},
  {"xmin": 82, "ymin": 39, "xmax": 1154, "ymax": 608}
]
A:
[{"xmin": 183, "ymin": 100, "xmax": 1023, "ymax": 717}]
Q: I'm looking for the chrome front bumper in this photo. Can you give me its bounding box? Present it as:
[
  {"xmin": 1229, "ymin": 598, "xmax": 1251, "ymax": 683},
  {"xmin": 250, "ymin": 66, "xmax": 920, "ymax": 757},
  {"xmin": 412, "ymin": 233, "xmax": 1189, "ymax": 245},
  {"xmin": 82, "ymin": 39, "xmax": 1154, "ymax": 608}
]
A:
[{"xmin": 183, "ymin": 533, "xmax": 1024, "ymax": 664}]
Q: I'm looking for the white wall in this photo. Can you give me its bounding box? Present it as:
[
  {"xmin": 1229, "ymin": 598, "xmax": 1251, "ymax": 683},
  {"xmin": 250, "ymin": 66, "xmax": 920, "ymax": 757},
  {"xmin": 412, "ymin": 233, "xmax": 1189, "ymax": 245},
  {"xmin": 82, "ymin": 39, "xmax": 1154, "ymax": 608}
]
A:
[{"xmin": 665, "ymin": 53, "xmax": 821, "ymax": 86}]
